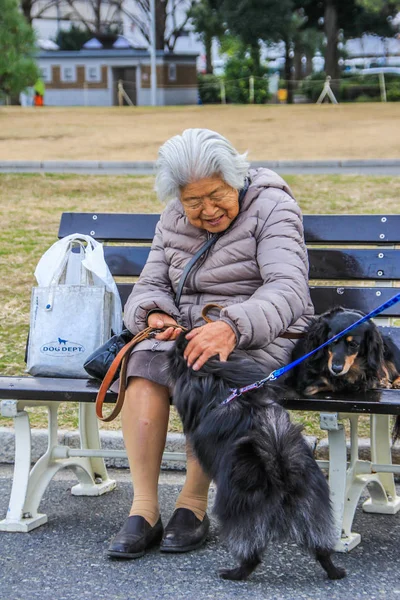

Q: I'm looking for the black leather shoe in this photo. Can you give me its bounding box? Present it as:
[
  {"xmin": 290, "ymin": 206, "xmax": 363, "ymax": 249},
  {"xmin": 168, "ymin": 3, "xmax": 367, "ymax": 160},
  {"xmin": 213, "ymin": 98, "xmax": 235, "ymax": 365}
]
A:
[
  {"xmin": 108, "ymin": 515, "xmax": 163, "ymax": 559},
  {"xmin": 160, "ymin": 508, "xmax": 210, "ymax": 553}
]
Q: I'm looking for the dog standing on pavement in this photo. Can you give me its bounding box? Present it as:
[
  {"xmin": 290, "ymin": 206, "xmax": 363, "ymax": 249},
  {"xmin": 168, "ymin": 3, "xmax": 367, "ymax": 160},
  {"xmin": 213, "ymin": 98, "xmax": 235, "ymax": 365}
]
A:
[{"xmin": 168, "ymin": 332, "xmax": 346, "ymax": 582}]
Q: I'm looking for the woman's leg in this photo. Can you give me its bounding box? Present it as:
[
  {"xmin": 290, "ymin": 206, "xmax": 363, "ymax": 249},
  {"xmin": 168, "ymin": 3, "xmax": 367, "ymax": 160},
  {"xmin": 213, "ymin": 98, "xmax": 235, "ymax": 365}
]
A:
[
  {"xmin": 175, "ymin": 442, "xmax": 211, "ymax": 521},
  {"xmin": 121, "ymin": 377, "xmax": 170, "ymax": 526}
]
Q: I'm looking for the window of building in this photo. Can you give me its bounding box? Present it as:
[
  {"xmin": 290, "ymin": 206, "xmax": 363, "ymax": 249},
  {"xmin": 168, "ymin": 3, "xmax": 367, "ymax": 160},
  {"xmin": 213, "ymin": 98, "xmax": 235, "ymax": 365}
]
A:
[
  {"xmin": 61, "ymin": 65, "xmax": 76, "ymax": 82},
  {"xmin": 168, "ymin": 63, "xmax": 177, "ymax": 82},
  {"xmin": 86, "ymin": 65, "xmax": 101, "ymax": 82},
  {"xmin": 40, "ymin": 66, "xmax": 51, "ymax": 83}
]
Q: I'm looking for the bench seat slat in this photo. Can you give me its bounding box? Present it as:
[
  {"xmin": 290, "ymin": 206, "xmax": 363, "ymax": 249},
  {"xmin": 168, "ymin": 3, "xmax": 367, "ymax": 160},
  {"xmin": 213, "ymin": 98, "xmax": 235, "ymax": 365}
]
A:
[{"xmin": 1, "ymin": 376, "xmax": 400, "ymax": 415}]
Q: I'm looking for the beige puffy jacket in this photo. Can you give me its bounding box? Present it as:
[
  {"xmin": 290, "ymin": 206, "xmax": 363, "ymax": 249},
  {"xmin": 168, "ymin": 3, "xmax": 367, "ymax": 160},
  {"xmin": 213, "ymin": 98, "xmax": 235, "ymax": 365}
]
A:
[{"xmin": 124, "ymin": 168, "xmax": 314, "ymax": 372}]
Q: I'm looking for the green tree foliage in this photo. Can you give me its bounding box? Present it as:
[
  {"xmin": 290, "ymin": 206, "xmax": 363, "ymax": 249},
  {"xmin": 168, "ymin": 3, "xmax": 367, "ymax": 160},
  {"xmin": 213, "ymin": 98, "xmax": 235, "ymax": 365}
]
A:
[
  {"xmin": 222, "ymin": 37, "xmax": 269, "ymax": 103},
  {"xmin": 218, "ymin": 0, "xmax": 294, "ymax": 47},
  {"xmin": 0, "ymin": 0, "xmax": 39, "ymax": 97},
  {"xmin": 208, "ymin": 0, "xmax": 399, "ymax": 102},
  {"xmin": 300, "ymin": 0, "xmax": 399, "ymax": 81},
  {"xmin": 190, "ymin": 0, "xmax": 225, "ymax": 73},
  {"xmin": 54, "ymin": 25, "xmax": 93, "ymax": 51}
]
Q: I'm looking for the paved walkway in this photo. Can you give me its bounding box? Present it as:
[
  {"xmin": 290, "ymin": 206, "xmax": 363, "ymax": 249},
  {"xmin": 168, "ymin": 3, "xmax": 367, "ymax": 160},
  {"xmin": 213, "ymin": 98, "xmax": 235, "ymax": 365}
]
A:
[
  {"xmin": 1, "ymin": 159, "xmax": 400, "ymax": 176},
  {"xmin": 2, "ymin": 465, "xmax": 400, "ymax": 600}
]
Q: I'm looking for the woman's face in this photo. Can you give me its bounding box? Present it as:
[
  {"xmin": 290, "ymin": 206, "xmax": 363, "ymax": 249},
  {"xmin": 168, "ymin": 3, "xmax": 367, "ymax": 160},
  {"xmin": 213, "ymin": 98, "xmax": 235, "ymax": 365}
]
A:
[{"xmin": 180, "ymin": 176, "xmax": 240, "ymax": 233}]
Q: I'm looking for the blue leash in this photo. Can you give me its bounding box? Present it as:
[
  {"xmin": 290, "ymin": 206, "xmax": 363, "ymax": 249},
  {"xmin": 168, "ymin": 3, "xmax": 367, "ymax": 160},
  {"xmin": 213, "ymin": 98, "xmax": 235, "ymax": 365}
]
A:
[{"xmin": 221, "ymin": 291, "xmax": 400, "ymax": 405}]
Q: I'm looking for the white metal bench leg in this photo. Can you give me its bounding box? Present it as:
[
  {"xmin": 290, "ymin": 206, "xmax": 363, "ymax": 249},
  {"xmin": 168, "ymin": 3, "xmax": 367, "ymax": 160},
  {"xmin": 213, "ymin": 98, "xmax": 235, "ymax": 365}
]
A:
[
  {"xmin": 0, "ymin": 404, "xmax": 48, "ymax": 532},
  {"xmin": 320, "ymin": 413, "xmax": 359, "ymax": 551},
  {"xmin": 71, "ymin": 402, "xmax": 116, "ymax": 496},
  {"xmin": 339, "ymin": 414, "xmax": 389, "ymax": 550},
  {"xmin": 363, "ymin": 414, "xmax": 400, "ymax": 514},
  {"xmin": 0, "ymin": 400, "xmax": 115, "ymax": 532},
  {"xmin": 320, "ymin": 412, "xmax": 400, "ymax": 553}
]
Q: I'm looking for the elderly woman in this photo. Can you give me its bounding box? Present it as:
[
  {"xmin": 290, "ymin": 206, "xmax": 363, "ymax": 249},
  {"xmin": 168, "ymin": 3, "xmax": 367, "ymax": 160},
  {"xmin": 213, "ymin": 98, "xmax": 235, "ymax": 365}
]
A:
[{"xmin": 108, "ymin": 128, "xmax": 314, "ymax": 559}]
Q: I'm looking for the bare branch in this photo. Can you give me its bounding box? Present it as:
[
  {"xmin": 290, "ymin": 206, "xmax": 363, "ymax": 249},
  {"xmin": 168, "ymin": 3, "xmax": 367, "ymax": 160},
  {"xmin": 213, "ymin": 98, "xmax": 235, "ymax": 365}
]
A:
[
  {"xmin": 63, "ymin": 0, "xmax": 94, "ymax": 31},
  {"xmin": 117, "ymin": 4, "xmax": 150, "ymax": 43},
  {"xmin": 166, "ymin": 0, "xmax": 196, "ymax": 50},
  {"xmin": 32, "ymin": 0, "xmax": 61, "ymax": 19}
]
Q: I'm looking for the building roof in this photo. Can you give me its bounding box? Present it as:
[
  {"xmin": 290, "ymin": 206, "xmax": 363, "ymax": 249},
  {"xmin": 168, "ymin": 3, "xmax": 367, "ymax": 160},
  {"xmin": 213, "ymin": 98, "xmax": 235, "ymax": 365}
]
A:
[
  {"xmin": 82, "ymin": 34, "xmax": 138, "ymax": 50},
  {"xmin": 37, "ymin": 48, "xmax": 198, "ymax": 61}
]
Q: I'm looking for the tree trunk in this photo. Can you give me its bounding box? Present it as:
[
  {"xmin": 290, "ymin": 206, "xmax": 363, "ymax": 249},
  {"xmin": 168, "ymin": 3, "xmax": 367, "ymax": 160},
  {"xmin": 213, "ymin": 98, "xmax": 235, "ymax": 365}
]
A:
[
  {"xmin": 250, "ymin": 43, "xmax": 260, "ymax": 73},
  {"xmin": 21, "ymin": 0, "xmax": 33, "ymax": 23},
  {"xmin": 324, "ymin": 0, "xmax": 339, "ymax": 83},
  {"xmin": 284, "ymin": 38, "xmax": 294, "ymax": 104},
  {"xmin": 305, "ymin": 51, "xmax": 313, "ymax": 76},
  {"xmin": 294, "ymin": 48, "xmax": 303, "ymax": 81},
  {"xmin": 156, "ymin": 0, "xmax": 167, "ymax": 50},
  {"xmin": 94, "ymin": 0, "xmax": 101, "ymax": 34},
  {"xmin": 204, "ymin": 32, "xmax": 213, "ymax": 74}
]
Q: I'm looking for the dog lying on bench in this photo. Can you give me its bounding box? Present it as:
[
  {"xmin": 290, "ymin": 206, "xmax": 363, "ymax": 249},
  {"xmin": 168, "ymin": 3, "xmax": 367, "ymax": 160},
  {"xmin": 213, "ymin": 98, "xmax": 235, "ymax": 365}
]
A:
[
  {"xmin": 289, "ymin": 306, "xmax": 400, "ymax": 441},
  {"xmin": 289, "ymin": 307, "xmax": 400, "ymax": 396},
  {"xmin": 168, "ymin": 333, "xmax": 346, "ymax": 582}
]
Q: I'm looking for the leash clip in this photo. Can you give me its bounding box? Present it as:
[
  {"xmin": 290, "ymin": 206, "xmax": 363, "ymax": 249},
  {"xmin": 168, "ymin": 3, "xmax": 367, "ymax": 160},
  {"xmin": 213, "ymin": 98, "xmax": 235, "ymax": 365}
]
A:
[{"xmin": 221, "ymin": 388, "xmax": 239, "ymax": 405}]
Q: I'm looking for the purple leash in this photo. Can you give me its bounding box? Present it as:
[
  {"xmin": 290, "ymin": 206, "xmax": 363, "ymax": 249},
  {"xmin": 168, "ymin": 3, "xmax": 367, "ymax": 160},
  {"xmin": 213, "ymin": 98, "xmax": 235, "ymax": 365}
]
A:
[{"xmin": 221, "ymin": 291, "xmax": 400, "ymax": 406}]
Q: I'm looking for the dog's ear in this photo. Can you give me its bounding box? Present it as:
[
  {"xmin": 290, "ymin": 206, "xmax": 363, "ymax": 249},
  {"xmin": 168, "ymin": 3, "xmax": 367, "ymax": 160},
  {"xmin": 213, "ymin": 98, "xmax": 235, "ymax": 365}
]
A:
[
  {"xmin": 362, "ymin": 323, "xmax": 385, "ymax": 376},
  {"xmin": 304, "ymin": 317, "xmax": 330, "ymax": 352}
]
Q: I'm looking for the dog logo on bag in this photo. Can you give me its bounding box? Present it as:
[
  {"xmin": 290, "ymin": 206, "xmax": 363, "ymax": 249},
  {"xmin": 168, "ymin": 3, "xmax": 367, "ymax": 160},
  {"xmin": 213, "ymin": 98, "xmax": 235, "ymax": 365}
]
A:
[{"xmin": 40, "ymin": 338, "xmax": 85, "ymax": 356}]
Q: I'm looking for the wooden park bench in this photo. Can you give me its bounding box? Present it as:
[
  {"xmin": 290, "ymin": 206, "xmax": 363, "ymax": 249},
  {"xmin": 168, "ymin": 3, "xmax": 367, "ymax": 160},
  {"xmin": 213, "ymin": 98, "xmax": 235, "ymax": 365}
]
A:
[{"xmin": 1, "ymin": 211, "xmax": 400, "ymax": 553}]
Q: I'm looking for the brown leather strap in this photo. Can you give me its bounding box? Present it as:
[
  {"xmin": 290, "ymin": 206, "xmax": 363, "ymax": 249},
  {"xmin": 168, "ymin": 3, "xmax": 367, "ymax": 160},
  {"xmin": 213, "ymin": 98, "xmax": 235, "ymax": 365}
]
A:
[
  {"xmin": 97, "ymin": 311, "xmax": 305, "ymax": 421},
  {"xmin": 95, "ymin": 325, "xmax": 184, "ymax": 422},
  {"xmin": 279, "ymin": 331, "xmax": 305, "ymax": 339},
  {"xmin": 201, "ymin": 303, "xmax": 225, "ymax": 323}
]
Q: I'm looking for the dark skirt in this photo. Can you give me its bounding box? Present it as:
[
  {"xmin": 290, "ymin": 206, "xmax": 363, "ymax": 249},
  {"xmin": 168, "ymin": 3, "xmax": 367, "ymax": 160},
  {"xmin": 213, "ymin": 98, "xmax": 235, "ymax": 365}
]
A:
[{"xmin": 110, "ymin": 349, "xmax": 174, "ymax": 396}]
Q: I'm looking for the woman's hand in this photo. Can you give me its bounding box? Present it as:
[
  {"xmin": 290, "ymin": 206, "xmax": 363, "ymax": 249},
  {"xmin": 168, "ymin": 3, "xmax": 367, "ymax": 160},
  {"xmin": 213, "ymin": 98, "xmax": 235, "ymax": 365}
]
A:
[
  {"xmin": 147, "ymin": 312, "xmax": 182, "ymax": 341},
  {"xmin": 184, "ymin": 321, "xmax": 236, "ymax": 371}
]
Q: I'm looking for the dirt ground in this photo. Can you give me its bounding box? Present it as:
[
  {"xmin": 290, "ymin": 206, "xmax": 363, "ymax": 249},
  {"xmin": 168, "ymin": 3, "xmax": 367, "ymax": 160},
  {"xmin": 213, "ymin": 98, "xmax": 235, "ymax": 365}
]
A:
[{"xmin": 0, "ymin": 103, "xmax": 399, "ymax": 161}]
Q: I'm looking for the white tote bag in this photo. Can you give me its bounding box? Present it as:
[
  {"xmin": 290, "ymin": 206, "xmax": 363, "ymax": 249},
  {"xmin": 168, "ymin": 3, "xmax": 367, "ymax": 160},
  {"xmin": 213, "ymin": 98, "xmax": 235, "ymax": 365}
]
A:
[{"xmin": 26, "ymin": 234, "xmax": 123, "ymax": 378}]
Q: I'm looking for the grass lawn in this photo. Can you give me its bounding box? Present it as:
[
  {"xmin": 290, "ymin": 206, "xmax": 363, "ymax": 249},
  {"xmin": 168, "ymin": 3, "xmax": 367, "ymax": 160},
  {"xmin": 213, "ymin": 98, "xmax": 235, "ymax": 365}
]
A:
[
  {"xmin": 1, "ymin": 172, "xmax": 400, "ymax": 438},
  {"xmin": 0, "ymin": 103, "xmax": 400, "ymax": 162}
]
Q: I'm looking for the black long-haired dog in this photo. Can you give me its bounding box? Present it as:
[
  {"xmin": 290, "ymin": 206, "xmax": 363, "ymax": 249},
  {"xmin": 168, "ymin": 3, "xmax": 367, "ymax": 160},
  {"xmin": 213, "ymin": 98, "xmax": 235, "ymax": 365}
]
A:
[
  {"xmin": 168, "ymin": 332, "xmax": 346, "ymax": 582},
  {"xmin": 288, "ymin": 306, "xmax": 400, "ymax": 440},
  {"xmin": 289, "ymin": 306, "xmax": 400, "ymax": 396}
]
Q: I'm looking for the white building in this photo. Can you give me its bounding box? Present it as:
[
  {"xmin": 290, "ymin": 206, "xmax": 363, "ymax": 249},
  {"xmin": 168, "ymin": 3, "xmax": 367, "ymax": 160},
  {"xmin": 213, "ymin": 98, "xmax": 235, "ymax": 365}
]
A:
[{"xmin": 37, "ymin": 43, "xmax": 199, "ymax": 106}]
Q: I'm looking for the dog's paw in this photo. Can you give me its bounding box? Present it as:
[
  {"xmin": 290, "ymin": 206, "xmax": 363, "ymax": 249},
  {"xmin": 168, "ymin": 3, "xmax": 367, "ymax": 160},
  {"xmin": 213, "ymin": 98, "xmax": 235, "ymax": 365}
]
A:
[
  {"xmin": 304, "ymin": 385, "xmax": 324, "ymax": 396},
  {"xmin": 219, "ymin": 567, "xmax": 248, "ymax": 581},
  {"xmin": 327, "ymin": 566, "xmax": 346, "ymax": 580},
  {"xmin": 379, "ymin": 377, "xmax": 391, "ymax": 389},
  {"xmin": 391, "ymin": 377, "xmax": 400, "ymax": 389}
]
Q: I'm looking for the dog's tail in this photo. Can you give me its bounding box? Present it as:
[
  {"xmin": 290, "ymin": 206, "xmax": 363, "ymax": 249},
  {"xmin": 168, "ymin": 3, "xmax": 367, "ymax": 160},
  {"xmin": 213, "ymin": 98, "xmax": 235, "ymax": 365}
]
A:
[{"xmin": 216, "ymin": 402, "xmax": 337, "ymax": 551}]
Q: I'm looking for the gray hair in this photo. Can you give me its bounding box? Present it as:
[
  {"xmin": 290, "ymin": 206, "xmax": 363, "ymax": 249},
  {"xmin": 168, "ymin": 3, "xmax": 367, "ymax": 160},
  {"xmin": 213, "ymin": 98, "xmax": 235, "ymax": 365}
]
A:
[{"xmin": 155, "ymin": 128, "xmax": 249, "ymax": 203}]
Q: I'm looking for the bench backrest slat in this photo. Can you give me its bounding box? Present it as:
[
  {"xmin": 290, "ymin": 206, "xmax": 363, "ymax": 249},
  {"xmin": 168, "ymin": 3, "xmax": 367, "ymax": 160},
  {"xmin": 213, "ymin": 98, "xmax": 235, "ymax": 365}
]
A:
[
  {"xmin": 117, "ymin": 284, "xmax": 400, "ymax": 316},
  {"xmin": 304, "ymin": 215, "xmax": 400, "ymax": 244},
  {"xmin": 104, "ymin": 246, "xmax": 400, "ymax": 280},
  {"xmin": 59, "ymin": 213, "xmax": 400, "ymax": 244},
  {"xmin": 59, "ymin": 213, "xmax": 159, "ymax": 242},
  {"xmin": 60, "ymin": 213, "xmax": 400, "ymax": 318}
]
